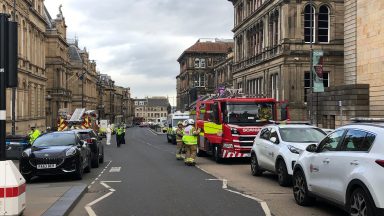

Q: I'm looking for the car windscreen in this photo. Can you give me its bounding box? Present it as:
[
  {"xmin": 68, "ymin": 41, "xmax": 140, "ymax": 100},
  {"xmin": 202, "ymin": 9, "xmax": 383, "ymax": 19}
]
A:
[
  {"xmin": 33, "ymin": 133, "xmax": 76, "ymax": 147},
  {"xmin": 78, "ymin": 132, "xmax": 91, "ymax": 140},
  {"xmin": 279, "ymin": 128, "xmax": 326, "ymax": 143},
  {"xmin": 224, "ymin": 102, "xmax": 275, "ymax": 124}
]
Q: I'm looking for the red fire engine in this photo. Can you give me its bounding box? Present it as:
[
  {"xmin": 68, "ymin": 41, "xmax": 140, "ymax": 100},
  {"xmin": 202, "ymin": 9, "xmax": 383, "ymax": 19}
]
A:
[{"xmin": 195, "ymin": 97, "xmax": 288, "ymax": 163}]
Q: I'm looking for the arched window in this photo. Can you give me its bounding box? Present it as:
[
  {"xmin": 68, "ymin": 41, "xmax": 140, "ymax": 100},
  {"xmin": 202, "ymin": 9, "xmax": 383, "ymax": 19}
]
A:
[
  {"xmin": 304, "ymin": 5, "xmax": 315, "ymax": 43},
  {"xmin": 318, "ymin": 5, "xmax": 330, "ymax": 43}
]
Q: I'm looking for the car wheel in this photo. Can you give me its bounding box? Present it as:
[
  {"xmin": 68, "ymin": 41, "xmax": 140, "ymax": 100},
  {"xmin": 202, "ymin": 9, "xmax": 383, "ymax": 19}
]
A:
[
  {"xmin": 84, "ymin": 157, "xmax": 91, "ymax": 173},
  {"xmin": 213, "ymin": 145, "xmax": 222, "ymax": 163},
  {"xmin": 74, "ymin": 160, "xmax": 84, "ymax": 180},
  {"xmin": 349, "ymin": 187, "xmax": 375, "ymax": 216},
  {"xmin": 276, "ymin": 159, "xmax": 291, "ymax": 186},
  {"xmin": 99, "ymin": 147, "xmax": 104, "ymax": 164},
  {"xmin": 23, "ymin": 174, "xmax": 33, "ymax": 183},
  {"xmin": 251, "ymin": 154, "xmax": 263, "ymax": 176},
  {"xmin": 293, "ymin": 170, "xmax": 315, "ymax": 206},
  {"xmin": 92, "ymin": 151, "xmax": 100, "ymax": 168}
]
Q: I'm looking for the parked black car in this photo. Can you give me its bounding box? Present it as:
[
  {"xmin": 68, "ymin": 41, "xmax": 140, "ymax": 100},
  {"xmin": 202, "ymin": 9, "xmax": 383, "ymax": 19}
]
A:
[
  {"xmin": 73, "ymin": 129, "xmax": 104, "ymax": 168},
  {"xmin": 6, "ymin": 134, "xmax": 29, "ymax": 159},
  {"xmin": 19, "ymin": 131, "xmax": 92, "ymax": 182}
]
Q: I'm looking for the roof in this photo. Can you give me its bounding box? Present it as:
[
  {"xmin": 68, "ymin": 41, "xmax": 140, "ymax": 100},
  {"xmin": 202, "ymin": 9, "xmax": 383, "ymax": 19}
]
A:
[
  {"xmin": 177, "ymin": 40, "xmax": 234, "ymax": 62},
  {"xmin": 147, "ymin": 98, "xmax": 170, "ymax": 107},
  {"xmin": 68, "ymin": 45, "xmax": 82, "ymax": 62}
]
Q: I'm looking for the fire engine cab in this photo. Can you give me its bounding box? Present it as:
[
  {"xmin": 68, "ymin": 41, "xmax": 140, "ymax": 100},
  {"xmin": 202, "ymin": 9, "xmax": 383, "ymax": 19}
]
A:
[{"xmin": 195, "ymin": 97, "xmax": 288, "ymax": 163}]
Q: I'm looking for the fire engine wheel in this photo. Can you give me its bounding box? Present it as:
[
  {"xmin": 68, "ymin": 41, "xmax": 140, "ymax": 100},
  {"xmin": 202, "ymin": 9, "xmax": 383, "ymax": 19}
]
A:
[
  {"xmin": 196, "ymin": 147, "xmax": 204, "ymax": 157},
  {"xmin": 213, "ymin": 145, "xmax": 222, "ymax": 163}
]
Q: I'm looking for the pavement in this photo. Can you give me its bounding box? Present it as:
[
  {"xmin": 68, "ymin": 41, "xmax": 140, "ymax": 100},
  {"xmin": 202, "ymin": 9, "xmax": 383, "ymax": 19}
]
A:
[{"xmin": 10, "ymin": 161, "xmax": 88, "ymax": 216}]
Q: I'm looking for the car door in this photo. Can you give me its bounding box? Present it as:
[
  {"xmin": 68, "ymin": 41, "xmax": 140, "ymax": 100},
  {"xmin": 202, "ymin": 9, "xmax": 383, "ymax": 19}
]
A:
[
  {"xmin": 326, "ymin": 129, "xmax": 375, "ymax": 203},
  {"xmin": 76, "ymin": 135, "xmax": 88, "ymax": 168},
  {"xmin": 256, "ymin": 127, "xmax": 271, "ymax": 168},
  {"xmin": 264, "ymin": 127, "xmax": 280, "ymax": 171},
  {"xmin": 307, "ymin": 129, "xmax": 346, "ymax": 199}
]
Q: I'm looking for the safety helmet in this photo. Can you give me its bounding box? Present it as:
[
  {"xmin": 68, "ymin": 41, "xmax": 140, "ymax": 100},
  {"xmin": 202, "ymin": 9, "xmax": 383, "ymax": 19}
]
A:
[
  {"xmin": 182, "ymin": 120, "xmax": 188, "ymax": 127},
  {"xmin": 187, "ymin": 119, "xmax": 195, "ymax": 125},
  {"xmin": 177, "ymin": 121, "xmax": 183, "ymax": 126}
]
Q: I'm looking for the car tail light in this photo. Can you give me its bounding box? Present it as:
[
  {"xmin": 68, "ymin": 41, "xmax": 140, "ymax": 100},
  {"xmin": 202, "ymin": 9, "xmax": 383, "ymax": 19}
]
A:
[
  {"xmin": 86, "ymin": 139, "xmax": 93, "ymax": 144},
  {"xmin": 375, "ymin": 160, "xmax": 384, "ymax": 167}
]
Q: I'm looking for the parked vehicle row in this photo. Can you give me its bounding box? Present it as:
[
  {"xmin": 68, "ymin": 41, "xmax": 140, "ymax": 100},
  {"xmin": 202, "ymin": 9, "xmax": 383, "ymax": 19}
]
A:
[
  {"xmin": 19, "ymin": 129, "xmax": 105, "ymax": 182},
  {"xmin": 249, "ymin": 123, "xmax": 384, "ymax": 216}
]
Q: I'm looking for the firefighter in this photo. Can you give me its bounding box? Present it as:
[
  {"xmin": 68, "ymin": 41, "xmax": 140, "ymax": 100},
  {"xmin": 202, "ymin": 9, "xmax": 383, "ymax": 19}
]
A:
[
  {"xmin": 175, "ymin": 121, "xmax": 184, "ymax": 160},
  {"xmin": 182, "ymin": 119, "xmax": 201, "ymax": 165},
  {"xmin": 28, "ymin": 126, "xmax": 41, "ymax": 145}
]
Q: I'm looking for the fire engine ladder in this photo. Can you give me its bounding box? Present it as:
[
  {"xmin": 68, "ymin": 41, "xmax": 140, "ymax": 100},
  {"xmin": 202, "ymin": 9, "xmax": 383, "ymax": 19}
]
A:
[{"xmin": 68, "ymin": 108, "xmax": 85, "ymax": 123}]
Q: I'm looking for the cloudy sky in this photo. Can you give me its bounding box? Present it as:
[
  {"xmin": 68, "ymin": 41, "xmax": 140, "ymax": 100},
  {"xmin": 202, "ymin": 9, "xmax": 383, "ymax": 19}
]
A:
[{"xmin": 45, "ymin": 0, "xmax": 234, "ymax": 105}]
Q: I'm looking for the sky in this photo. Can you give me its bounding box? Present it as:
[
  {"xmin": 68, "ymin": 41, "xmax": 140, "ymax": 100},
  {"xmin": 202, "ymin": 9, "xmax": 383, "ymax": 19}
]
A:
[{"xmin": 45, "ymin": 0, "xmax": 234, "ymax": 106}]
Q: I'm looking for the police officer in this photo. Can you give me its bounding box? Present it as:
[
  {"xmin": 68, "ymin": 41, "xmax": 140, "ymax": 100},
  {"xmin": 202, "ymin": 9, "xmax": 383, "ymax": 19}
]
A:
[
  {"xmin": 28, "ymin": 125, "xmax": 41, "ymax": 145},
  {"xmin": 182, "ymin": 119, "xmax": 200, "ymax": 165},
  {"xmin": 175, "ymin": 121, "xmax": 184, "ymax": 160},
  {"xmin": 115, "ymin": 125, "xmax": 124, "ymax": 147}
]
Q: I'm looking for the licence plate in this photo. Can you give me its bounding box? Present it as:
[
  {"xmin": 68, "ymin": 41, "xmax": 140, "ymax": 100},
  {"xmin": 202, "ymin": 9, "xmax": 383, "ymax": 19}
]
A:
[
  {"xmin": 243, "ymin": 153, "xmax": 251, "ymax": 157},
  {"xmin": 37, "ymin": 164, "xmax": 57, "ymax": 169}
]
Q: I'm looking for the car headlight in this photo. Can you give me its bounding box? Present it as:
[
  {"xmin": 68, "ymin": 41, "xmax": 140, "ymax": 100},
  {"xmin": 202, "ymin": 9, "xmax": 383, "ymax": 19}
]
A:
[
  {"xmin": 231, "ymin": 128, "xmax": 238, "ymax": 135},
  {"xmin": 287, "ymin": 145, "xmax": 303, "ymax": 154},
  {"xmin": 66, "ymin": 147, "xmax": 77, "ymax": 157},
  {"xmin": 22, "ymin": 149, "xmax": 31, "ymax": 157},
  {"xmin": 223, "ymin": 143, "xmax": 233, "ymax": 149}
]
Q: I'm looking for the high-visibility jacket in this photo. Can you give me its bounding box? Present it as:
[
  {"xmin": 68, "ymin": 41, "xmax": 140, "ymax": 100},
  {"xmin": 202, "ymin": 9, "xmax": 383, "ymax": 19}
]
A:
[
  {"xmin": 29, "ymin": 129, "xmax": 41, "ymax": 144},
  {"xmin": 176, "ymin": 128, "xmax": 184, "ymax": 142},
  {"xmin": 182, "ymin": 125, "xmax": 198, "ymax": 145},
  {"xmin": 116, "ymin": 127, "xmax": 124, "ymax": 135}
]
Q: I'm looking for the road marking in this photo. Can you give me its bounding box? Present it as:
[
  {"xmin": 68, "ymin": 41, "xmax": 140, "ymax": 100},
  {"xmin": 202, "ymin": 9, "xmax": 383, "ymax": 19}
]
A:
[
  {"xmin": 109, "ymin": 167, "xmax": 121, "ymax": 172},
  {"xmin": 147, "ymin": 129, "xmax": 158, "ymax": 136},
  {"xmin": 88, "ymin": 161, "xmax": 112, "ymax": 189},
  {"xmin": 85, "ymin": 181, "xmax": 122, "ymax": 216},
  {"xmin": 201, "ymin": 168, "xmax": 271, "ymax": 216}
]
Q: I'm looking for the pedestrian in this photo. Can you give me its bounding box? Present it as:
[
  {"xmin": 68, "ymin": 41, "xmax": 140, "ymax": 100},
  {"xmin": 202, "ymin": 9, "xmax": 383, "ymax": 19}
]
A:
[
  {"xmin": 182, "ymin": 119, "xmax": 201, "ymax": 166},
  {"xmin": 175, "ymin": 121, "xmax": 184, "ymax": 160},
  {"xmin": 106, "ymin": 124, "xmax": 112, "ymax": 145},
  {"xmin": 28, "ymin": 125, "xmax": 41, "ymax": 145}
]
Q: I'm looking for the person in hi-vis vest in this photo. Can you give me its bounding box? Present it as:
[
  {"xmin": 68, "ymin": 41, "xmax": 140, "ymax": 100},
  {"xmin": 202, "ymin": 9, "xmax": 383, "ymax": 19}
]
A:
[
  {"xmin": 175, "ymin": 121, "xmax": 184, "ymax": 160},
  {"xmin": 182, "ymin": 119, "xmax": 201, "ymax": 165}
]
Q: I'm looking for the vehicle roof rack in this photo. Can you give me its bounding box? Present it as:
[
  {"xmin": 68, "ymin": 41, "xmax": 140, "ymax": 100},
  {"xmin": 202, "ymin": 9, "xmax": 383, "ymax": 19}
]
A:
[{"xmin": 350, "ymin": 117, "xmax": 384, "ymax": 123}]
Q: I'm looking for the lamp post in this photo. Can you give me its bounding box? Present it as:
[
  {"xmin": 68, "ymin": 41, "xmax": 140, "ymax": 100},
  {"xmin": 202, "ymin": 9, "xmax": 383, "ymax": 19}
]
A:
[
  {"xmin": 309, "ymin": 0, "xmax": 314, "ymax": 125},
  {"xmin": 11, "ymin": 0, "xmax": 16, "ymax": 135}
]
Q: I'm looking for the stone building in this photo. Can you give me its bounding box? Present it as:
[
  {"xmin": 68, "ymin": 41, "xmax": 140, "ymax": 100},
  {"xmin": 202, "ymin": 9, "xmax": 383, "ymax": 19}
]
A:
[
  {"xmin": 309, "ymin": 0, "xmax": 383, "ymax": 128},
  {"xmin": 228, "ymin": 0, "xmax": 345, "ymax": 121},
  {"xmin": 99, "ymin": 74, "xmax": 115, "ymax": 123},
  {"xmin": 213, "ymin": 51, "xmax": 234, "ymax": 92},
  {"xmin": 176, "ymin": 38, "xmax": 234, "ymax": 111},
  {"xmin": 3, "ymin": 0, "xmax": 47, "ymax": 133},
  {"xmin": 68, "ymin": 41, "xmax": 98, "ymax": 111},
  {"xmin": 45, "ymin": 7, "xmax": 72, "ymax": 129},
  {"xmin": 134, "ymin": 97, "xmax": 170, "ymax": 123}
]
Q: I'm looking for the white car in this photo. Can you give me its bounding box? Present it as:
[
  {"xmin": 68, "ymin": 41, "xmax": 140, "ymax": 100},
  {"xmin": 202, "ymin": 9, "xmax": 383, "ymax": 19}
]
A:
[
  {"xmin": 250, "ymin": 124, "xmax": 326, "ymax": 186},
  {"xmin": 292, "ymin": 124, "xmax": 384, "ymax": 215}
]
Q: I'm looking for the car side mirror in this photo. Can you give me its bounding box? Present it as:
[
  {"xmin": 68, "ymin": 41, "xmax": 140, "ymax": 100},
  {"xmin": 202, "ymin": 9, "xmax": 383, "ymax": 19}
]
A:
[
  {"xmin": 269, "ymin": 137, "xmax": 277, "ymax": 143},
  {"xmin": 306, "ymin": 144, "xmax": 317, "ymax": 152}
]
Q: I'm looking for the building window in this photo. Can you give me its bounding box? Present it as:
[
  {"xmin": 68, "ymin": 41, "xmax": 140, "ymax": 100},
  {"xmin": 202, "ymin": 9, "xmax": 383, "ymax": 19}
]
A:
[
  {"xmin": 271, "ymin": 74, "xmax": 279, "ymax": 100},
  {"xmin": 318, "ymin": 6, "xmax": 330, "ymax": 43},
  {"xmin": 200, "ymin": 59, "xmax": 206, "ymax": 68},
  {"xmin": 304, "ymin": 5, "xmax": 315, "ymax": 43},
  {"xmin": 194, "ymin": 58, "xmax": 200, "ymax": 68},
  {"xmin": 304, "ymin": 71, "xmax": 329, "ymax": 102},
  {"xmin": 193, "ymin": 73, "xmax": 205, "ymax": 87}
]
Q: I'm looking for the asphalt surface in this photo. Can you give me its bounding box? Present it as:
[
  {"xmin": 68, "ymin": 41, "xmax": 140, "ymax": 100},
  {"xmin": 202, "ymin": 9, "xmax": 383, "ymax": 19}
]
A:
[{"xmin": 70, "ymin": 127, "xmax": 266, "ymax": 216}]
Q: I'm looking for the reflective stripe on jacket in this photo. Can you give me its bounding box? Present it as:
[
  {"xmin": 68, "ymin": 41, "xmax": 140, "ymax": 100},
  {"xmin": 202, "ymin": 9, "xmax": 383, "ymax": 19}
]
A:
[{"xmin": 182, "ymin": 125, "xmax": 197, "ymax": 145}]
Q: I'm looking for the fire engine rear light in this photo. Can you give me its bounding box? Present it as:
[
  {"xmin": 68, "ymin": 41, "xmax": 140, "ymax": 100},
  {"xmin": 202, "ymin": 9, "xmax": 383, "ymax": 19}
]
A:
[{"xmin": 375, "ymin": 160, "xmax": 384, "ymax": 167}]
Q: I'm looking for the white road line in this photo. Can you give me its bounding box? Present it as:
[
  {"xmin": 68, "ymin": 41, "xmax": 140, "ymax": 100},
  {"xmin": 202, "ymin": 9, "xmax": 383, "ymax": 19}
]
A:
[
  {"xmin": 202, "ymin": 170, "xmax": 271, "ymax": 216},
  {"xmin": 109, "ymin": 167, "xmax": 121, "ymax": 172},
  {"xmin": 85, "ymin": 181, "xmax": 122, "ymax": 216},
  {"xmin": 147, "ymin": 129, "xmax": 158, "ymax": 136},
  {"xmin": 88, "ymin": 161, "xmax": 112, "ymax": 189}
]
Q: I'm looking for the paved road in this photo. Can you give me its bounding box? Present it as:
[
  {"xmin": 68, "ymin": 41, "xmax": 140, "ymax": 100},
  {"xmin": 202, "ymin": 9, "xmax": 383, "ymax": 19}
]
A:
[{"xmin": 70, "ymin": 127, "xmax": 266, "ymax": 216}]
